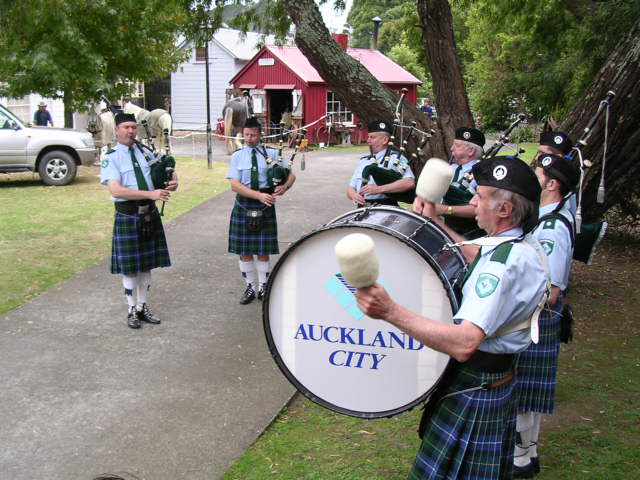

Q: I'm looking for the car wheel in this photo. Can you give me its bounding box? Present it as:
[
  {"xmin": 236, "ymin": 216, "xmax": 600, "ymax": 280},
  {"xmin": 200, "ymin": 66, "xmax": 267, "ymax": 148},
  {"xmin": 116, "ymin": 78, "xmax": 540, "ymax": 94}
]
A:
[{"xmin": 38, "ymin": 150, "xmax": 77, "ymax": 186}]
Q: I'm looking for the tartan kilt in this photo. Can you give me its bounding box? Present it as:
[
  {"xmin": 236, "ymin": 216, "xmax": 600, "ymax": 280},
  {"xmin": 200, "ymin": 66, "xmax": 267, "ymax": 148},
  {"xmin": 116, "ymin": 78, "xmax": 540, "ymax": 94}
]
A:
[
  {"xmin": 515, "ymin": 301, "xmax": 562, "ymax": 414},
  {"xmin": 228, "ymin": 195, "xmax": 279, "ymax": 255},
  {"xmin": 409, "ymin": 365, "xmax": 517, "ymax": 480},
  {"xmin": 110, "ymin": 209, "xmax": 171, "ymax": 275}
]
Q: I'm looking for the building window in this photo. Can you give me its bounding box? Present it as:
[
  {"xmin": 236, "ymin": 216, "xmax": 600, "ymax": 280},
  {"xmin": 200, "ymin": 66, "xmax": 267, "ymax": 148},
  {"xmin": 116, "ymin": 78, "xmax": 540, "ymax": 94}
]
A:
[
  {"xmin": 195, "ymin": 46, "xmax": 206, "ymax": 62},
  {"xmin": 326, "ymin": 91, "xmax": 353, "ymax": 125}
]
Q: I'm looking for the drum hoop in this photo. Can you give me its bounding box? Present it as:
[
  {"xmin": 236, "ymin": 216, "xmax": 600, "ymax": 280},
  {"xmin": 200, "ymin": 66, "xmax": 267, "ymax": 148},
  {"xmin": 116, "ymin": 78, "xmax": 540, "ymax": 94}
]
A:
[{"xmin": 262, "ymin": 208, "xmax": 464, "ymax": 418}]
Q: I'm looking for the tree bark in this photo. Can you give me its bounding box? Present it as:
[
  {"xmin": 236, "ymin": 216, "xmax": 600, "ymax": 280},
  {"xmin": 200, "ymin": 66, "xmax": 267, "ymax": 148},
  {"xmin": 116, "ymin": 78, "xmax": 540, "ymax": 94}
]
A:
[
  {"xmin": 561, "ymin": 17, "xmax": 640, "ymax": 222},
  {"xmin": 282, "ymin": 0, "xmax": 442, "ymax": 172},
  {"xmin": 417, "ymin": 0, "xmax": 474, "ymax": 154},
  {"xmin": 63, "ymin": 89, "xmax": 74, "ymax": 128}
]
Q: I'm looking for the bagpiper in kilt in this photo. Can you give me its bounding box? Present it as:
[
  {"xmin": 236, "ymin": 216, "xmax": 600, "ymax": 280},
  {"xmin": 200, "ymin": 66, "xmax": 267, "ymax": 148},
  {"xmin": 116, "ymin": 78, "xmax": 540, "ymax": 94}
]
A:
[
  {"xmin": 357, "ymin": 156, "xmax": 548, "ymax": 480},
  {"xmin": 512, "ymin": 153, "xmax": 579, "ymax": 477},
  {"xmin": 227, "ymin": 116, "xmax": 296, "ymax": 305},
  {"xmin": 100, "ymin": 112, "xmax": 178, "ymax": 329}
]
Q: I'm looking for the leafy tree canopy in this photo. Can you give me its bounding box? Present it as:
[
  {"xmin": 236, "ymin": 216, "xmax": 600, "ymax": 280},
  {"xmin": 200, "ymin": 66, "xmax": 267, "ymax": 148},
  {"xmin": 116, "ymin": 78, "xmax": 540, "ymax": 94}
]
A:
[{"xmin": 0, "ymin": 0, "xmax": 188, "ymax": 111}]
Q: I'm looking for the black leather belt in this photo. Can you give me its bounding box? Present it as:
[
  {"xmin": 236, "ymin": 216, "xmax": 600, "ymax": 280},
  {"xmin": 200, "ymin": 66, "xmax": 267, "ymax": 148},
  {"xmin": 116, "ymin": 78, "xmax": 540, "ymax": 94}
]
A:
[
  {"xmin": 465, "ymin": 350, "xmax": 515, "ymax": 373},
  {"xmin": 114, "ymin": 200, "xmax": 155, "ymax": 215}
]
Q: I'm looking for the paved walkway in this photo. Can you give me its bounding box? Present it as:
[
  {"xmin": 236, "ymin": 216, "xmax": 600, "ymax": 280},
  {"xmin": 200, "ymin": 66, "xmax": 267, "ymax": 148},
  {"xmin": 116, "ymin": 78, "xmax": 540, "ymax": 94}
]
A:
[{"xmin": 0, "ymin": 146, "xmax": 364, "ymax": 480}]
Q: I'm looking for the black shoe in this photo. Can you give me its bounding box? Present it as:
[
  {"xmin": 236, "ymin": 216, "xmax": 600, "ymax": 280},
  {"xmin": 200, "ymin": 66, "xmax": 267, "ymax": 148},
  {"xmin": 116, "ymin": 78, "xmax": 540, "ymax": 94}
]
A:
[
  {"xmin": 239, "ymin": 285, "xmax": 256, "ymax": 305},
  {"xmin": 127, "ymin": 308, "xmax": 141, "ymax": 329},
  {"xmin": 531, "ymin": 456, "xmax": 540, "ymax": 474},
  {"xmin": 137, "ymin": 303, "xmax": 161, "ymax": 324},
  {"xmin": 513, "ymin": 462, "xmax": 536, "ymax": 478},
  {"xmin": 257, "ymin": 286, "xmax": 265, "ymax": 301}
]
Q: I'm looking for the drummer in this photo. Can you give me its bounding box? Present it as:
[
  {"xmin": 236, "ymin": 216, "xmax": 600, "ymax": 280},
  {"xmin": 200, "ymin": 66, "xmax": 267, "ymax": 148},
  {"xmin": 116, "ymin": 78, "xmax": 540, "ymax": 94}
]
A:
[
  {"xmin": 347, "ymin": 120, "xmax": 415, "ymax": 207},
  {"xmin": 357, "ymin": 156, "xmax": 547, "ymax": 479}
]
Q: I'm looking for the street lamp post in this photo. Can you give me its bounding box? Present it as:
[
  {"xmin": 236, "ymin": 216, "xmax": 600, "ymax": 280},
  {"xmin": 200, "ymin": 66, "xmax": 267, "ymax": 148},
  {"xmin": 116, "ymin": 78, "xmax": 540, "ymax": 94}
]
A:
[{"xmin": 205, "ymin": 41, "xmax": 213, "ymax": 169}]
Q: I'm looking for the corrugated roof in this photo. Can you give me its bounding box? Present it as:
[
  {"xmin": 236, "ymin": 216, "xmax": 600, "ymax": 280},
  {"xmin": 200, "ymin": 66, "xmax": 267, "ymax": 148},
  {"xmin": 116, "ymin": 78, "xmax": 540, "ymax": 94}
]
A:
[
  {"xmin": 264, "ymin": 46, "xmax": 422, "ymax": 84},
  {"xmin": 213, "ymin": 28, "xmax": 277, "ymax": 61}
]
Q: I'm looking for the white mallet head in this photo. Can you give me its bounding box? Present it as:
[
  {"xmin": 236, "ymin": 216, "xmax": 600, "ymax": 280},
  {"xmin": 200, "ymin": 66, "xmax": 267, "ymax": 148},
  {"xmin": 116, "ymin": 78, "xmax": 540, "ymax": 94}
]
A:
[
  {"xmin": 335, "ymin": 233, "xmax": 379, "ymax": 288},
  {"xmin": 416, "ymin": 157, "xmax": 454, "ymax": 203}
]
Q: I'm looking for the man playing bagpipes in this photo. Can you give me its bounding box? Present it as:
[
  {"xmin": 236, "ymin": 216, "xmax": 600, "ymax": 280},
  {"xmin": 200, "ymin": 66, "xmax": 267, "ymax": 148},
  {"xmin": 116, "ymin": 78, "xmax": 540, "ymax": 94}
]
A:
[
  {"xmin": 227, "ymin": 116, "xmax": 296, "ymax": 305},
  {"xmin": 347, "ymin": 120, "xmax": 415, "ymax": 207},
  {"xmin": 421, "ymin": 127, "xmax": 486, "ymax": 238},
  {"xmin": 100, "ymin": 113, "xmax": 178, "ymax": 329},
  {"xmin": 512, "ymin": 154, "xmax": 580, "ymax": 478}
]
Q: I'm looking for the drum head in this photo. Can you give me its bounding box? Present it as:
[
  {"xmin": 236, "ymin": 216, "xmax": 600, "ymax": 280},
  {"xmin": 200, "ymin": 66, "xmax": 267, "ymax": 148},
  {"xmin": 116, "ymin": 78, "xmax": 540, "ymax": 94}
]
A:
[{"xmin": 263, "ymin": 224, "xmax": 455, "ymax": 418}]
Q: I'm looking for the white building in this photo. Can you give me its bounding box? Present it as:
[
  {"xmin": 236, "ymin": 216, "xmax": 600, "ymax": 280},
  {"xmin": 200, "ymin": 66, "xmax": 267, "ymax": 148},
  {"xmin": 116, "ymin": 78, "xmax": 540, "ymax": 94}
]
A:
[
  {"xmin": 171, "ymin": 28, "xmax": 278, "ymax": 131},
  {"xmin": 0, "ymin": 94, "xmax": 65, "ymax": 127}
]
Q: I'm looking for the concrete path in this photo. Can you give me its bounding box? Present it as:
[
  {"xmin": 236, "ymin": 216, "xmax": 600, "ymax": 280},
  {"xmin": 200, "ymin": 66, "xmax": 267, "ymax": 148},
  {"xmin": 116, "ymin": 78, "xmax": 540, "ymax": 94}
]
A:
[{"xmin": 0, "ymin": 146, "xmax": 364, "ymax": 480}]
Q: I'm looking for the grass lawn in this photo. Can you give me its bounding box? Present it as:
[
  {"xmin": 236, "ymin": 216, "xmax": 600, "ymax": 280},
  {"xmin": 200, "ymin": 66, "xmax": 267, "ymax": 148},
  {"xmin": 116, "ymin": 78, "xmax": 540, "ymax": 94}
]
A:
[
  {"xmin": 222, "ymin": 234, "xmax": 639, "ymax": 479},
  {"xmin": 0, "ymin": 156, "xmax": 229, "ymax": 314}
]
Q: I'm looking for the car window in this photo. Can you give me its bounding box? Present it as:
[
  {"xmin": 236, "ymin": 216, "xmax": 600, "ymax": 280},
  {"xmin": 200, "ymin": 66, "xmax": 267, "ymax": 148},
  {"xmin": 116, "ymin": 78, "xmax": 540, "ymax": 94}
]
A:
[{"xmin": 0, "ymin": 111, "xmax": 13, "ymax": 129}]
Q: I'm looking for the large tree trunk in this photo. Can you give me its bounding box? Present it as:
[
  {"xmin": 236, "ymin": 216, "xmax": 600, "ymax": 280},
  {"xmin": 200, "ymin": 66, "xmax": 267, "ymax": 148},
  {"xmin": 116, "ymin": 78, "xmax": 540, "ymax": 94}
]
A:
[
  {"xmin": 417, "ymin": 0, "xmax": 474, "ymax": 154},
  {"xmin": 561, "ymin": 18, "xmax": 640, "ymax": 223},
  {"xmin": 63, "ymin": 90, "xmax": 74, "ymax": 128},
  {"xmin": 282, "ymin": 0, "xmax": 442, "ymax": 171}
]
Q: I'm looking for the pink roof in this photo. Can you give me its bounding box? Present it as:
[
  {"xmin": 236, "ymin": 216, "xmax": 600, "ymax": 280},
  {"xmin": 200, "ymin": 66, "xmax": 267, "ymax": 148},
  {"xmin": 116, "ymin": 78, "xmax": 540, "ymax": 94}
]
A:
[{"xmin": 264, "ymin": 45, "xmax": 422, "ymax": 85}]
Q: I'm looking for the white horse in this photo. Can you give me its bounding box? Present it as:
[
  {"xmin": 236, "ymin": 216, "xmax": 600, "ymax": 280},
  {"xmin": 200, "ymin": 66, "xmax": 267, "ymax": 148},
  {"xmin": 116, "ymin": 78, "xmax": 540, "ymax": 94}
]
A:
[
  {"xmin": 124, "ymin": 102, "xmax": 172, "ymax": 153},
  {"xmin": 91, "ymin": 110, "xmax": 116, "ymax": 160}
]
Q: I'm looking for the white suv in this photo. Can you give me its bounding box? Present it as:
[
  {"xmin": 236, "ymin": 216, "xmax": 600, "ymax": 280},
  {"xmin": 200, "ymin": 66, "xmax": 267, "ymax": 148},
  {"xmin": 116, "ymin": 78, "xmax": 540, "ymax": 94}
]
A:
[{"xmin": 0, "ymin": 104, "xmax": 98, "ymax": 185}]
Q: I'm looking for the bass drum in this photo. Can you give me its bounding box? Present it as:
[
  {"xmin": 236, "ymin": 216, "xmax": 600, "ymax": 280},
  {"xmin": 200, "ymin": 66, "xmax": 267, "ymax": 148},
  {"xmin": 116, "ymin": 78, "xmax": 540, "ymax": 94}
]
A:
[{"xmin": 263, "ymin": 206, "xmax": 468, "ymax": 418}]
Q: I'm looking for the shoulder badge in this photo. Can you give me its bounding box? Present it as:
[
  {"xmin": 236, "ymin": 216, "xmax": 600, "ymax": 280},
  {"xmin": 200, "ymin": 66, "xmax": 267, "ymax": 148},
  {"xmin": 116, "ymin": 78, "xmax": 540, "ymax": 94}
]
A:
[
  {"xmin": 489, "ymin": 242, "xmax": 514, "ymax": 264},
  {"xmin": 543, "ymin": 218, "xmax": 557, "ymax": 229},
  {"xmin": 476, "ymin": 273, "xmax": 500, "ymax": 298},
  {"xmin": 540, "ymin": 239, "xmax": 555, "ymax": 256},
  {"xmin": 101, "ymin": 159, "xmax": 109, "ymax": 168}
]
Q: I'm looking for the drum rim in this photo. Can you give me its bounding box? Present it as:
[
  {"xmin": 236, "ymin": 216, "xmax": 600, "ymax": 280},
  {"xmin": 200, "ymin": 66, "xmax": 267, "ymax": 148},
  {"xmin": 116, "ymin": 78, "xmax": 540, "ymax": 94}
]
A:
[{"xmin": 262, "ymin": 207, "xmax": 464, "ymax": 418}]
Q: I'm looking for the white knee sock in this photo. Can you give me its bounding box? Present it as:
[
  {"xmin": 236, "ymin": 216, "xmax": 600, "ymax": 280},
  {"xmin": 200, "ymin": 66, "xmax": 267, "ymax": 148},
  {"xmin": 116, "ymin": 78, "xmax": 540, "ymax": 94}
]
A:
[
  {"xmin": 136, "ymin": 271, "xmax": 151, "ymax": 310},
  {"xmin": 255, "ymin": 259, "xmax": 271, "ymax": 289},
  {"xmin": 529, "ymin": 413, "xmax": 542, "ymax": 458},
  {"xmin": 122, "ymin": 275, "xmax": 138, "ymax": 310},
  {"xmin": 239, "ymin": 259, "xmax": 257, "ymax": 288},
  {"xmin": 514, "ymin": 412, "xmax": 534, "ymax": 467}
]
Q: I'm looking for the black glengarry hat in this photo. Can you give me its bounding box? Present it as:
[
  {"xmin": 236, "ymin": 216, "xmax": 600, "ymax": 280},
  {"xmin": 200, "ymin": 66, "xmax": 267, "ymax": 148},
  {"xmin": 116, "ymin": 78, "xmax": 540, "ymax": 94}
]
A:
[
  {"xmin": 539, "ymin": 131, "xmax": 573, "ymax": 156},
  {"xmin": 455, "ymin": 127, "xmax": 485, "ymax": 148},
  {"xmin": 115, "ymin": 113, "xmax": 136, "ymax": 126},
  {"xmin": 472, "ymin": 156, "xmax": 541, "ymax": 203},
  {"xmin": 368, "ymin": 120, "xmax": 392, "ymax": 134},
  {"xmin": 536, "ymin": 154, "xmax": 580, "ymax": 191}
]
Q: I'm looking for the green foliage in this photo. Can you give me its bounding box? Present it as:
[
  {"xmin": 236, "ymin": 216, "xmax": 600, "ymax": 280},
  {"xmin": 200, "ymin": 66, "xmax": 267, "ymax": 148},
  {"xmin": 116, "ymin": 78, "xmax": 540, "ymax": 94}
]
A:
[
  {"xmin": 0, "ymin": 0, "xmax": 189, "ymax": 111},
  {"xmin": 462, "ymin": 0, "xmax": 640, "ymax": 129}
]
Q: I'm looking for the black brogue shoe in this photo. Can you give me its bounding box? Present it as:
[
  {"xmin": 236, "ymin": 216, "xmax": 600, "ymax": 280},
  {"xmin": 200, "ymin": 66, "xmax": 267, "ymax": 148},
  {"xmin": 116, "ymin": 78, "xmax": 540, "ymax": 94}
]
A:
[
  {"xmin": 137, "ymin": 303, "xmax": 161, "ymax": 324},
  {"xmin": 128, "ymin": 308, "xmax": 141, "ymax": 329},
  {"xmin": 239, "ymin": 285, "xmax": 256, "ymax": 305}
]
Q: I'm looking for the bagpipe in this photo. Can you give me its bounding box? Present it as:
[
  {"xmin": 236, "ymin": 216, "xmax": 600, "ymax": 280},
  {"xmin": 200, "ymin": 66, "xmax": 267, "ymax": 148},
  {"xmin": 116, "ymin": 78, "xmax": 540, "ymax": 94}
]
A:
[
  {"xmin": 360, "ymin": 89, "xmax": 435, "ymax": 204},
  {"xmin": 98, "ymin": 90, "xmax": 176, "ymax": 214},
  {"xmin": 257, "ymin": 126, "xmax": 307, "ymax": 189},
  {"xmin": 482, "ymin": 113, "xmax": 527, "ymax": 160}
]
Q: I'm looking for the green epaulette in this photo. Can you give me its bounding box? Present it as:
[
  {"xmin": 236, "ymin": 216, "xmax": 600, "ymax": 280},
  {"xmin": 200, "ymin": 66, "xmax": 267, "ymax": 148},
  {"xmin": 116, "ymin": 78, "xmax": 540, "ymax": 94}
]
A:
[
  {"xmin": 490, "ymin": 242, "xmax": 514, "ymax": 264},
  {"xmin": 542, "ymin": 218, "xmax": 557, "ymax": 229},
  {"xmin": 106, "ymin": 148, "xmax": 115, "ymax": 155}
]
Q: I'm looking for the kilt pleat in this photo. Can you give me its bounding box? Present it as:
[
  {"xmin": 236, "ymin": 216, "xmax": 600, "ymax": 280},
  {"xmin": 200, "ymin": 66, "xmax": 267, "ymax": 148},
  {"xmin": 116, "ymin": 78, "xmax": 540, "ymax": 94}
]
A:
[
  {"xmin": 409, "ymin": 366, "xmax": 517, "ymax": 480},
  {"xmin": 228, "ymin": 196, "xmax": 279, "ymax": 255},
  {"xmin": 515, "ymin": 301, "xmax": 562, "ymax": 414},
  {"xmin": 110, "ymin": 211, "xmax": 171, "ymax": 275}
]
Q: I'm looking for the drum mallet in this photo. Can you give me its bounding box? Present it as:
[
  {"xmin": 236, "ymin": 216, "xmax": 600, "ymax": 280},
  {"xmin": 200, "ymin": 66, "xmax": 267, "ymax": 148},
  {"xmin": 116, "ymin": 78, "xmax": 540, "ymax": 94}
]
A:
[
  {"xmin": 335, "ymin": 233, "xmax": 379, "ymax": 288},
  {"xmin": 416, "ymin": 158, "xmax": 454, "ymax": 203}
]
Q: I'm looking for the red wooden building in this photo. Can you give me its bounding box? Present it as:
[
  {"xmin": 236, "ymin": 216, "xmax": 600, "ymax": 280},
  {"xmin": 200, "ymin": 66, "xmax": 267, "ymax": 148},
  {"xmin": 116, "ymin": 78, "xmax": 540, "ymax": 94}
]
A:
[{"xmin": 229, "ymin": 35, "xmax": 422, "ymax": 145}]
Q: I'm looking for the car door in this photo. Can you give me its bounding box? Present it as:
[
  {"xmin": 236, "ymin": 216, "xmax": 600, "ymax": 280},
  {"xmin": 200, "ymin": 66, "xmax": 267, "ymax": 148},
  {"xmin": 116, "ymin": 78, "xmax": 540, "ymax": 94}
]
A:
[{"xmin": 0, "ymin": 109, "xmax": 29, "ymax": 166}]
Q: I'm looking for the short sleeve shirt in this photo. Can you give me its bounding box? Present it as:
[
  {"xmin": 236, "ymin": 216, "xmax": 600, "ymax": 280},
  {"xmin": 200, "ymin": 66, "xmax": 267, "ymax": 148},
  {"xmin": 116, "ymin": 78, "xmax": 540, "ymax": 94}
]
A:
[
  {"xmin": 226, "ymin": 145, "xmax": 279, "ymax": 189},
  {"xmin": 100, "ymin": 142, "xmax": 155, "ymax": 202},
  {"xmin": 533, "ymin": 202, "xmax": 574, "ymax": 291},
  {"xmin": 454, "ymin": 228, "xmax": 547, "ymax": 354},
  {"xmin": 349, "ymin": 150, "xmax": 415, "ymax": 201}
]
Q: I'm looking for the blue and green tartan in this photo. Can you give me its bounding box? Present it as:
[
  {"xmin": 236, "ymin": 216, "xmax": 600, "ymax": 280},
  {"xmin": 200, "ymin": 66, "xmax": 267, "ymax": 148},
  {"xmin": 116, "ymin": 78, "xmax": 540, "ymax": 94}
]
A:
[
  {"xmin": 409, "ymin": 365, "xmax": 517, "ymax": 480},
  {"xmin": 228, "ymin": 195, "xmax": 279, "ymax": 255},
  {"xmin": 110, "ymin": 209, "xmax": 171, "ymax": 274},
  {"xmin": 515, "ymin": 301, "xmax": 562, "ymax": 414}
]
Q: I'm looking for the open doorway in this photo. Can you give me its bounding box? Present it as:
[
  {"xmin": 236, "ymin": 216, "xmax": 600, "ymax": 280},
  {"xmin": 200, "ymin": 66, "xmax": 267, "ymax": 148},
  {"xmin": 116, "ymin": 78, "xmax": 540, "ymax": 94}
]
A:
[{"xmin": 267, "ymin": 89, "xmax": 293, "ymax": 137}]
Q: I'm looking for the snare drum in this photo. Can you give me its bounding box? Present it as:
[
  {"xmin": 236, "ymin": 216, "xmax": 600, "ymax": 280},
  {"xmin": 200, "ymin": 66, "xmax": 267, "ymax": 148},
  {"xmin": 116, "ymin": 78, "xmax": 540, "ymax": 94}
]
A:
[{"xmin": 263, "ymin": 206, "xmax": 468, "ymax": 418}]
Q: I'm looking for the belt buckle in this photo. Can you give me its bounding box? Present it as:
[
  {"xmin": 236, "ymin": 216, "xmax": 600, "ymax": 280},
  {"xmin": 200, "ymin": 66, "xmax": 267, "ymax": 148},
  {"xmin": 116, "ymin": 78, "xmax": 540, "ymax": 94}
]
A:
[{"xmin": 138, "ymin": 204, "xmax": 150, "ymax": 214}]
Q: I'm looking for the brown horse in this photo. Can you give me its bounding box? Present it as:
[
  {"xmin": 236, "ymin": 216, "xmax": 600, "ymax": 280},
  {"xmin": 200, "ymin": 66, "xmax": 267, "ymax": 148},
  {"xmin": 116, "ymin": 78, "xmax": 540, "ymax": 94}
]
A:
[{"xmin": 222, "ymin": 92, "xmax": 253, "ymax": 155}]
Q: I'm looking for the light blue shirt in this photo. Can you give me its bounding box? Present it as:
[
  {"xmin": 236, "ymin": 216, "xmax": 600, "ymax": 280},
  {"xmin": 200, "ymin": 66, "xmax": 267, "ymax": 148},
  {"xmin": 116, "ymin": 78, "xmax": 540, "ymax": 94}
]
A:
[
  {"xmin": 349, "ymin": 150, "xmax": 414, "ymax": 201},
  {"xmin": 534, "ymin": 201, "xmax": 574, "ymax": 291},
  {"xmin": 100, "ymin": 142, "xmax": 155, "ymax": 202},
  {"xmin": 226, "ymin": 145, "xmax": 279, "ymax": 189},
  {"xmin": 454, "ymin": 227, "xmax": 547, "ymax": 354}
]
